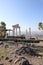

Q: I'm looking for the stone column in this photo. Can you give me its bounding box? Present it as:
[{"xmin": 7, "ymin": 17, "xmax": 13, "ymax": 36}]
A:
[
  {"xmin": 19, "ymin": 27, "xmax": 21, "ymax": 35},
  {"xmin": 13, "ymin": 27, "xmax": 15, "ymax": 36},
  {"xmin": 12, "ymin": 27, "xmax": 14, "ymax": 36},
  {"xmin": 26, "ymin": 29, "xmax": 28, "ymax": 39},
  {"xmin": 29, "ymin": 28, "xmax": 31, "ymax": 38},
  {"xmin": 9, "ymin": 30, "xmax": 10, "ymax": 36},
  {"xmin": 16, "ymin": 28, "xmax": 17, "ymax": 36},
  {"xmin": 13, "ymin": 30, "xmax": 14, "ymax": 36}
]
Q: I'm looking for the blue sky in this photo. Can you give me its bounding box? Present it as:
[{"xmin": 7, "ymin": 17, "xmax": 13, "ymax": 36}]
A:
[{"xmin": 0, "ymin": 0, "xmax": 43, "ymax": 31}]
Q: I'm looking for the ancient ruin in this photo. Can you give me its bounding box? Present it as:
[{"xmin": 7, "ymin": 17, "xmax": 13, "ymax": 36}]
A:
[{"xmin": 12, "ymin": 24, "xmax": 21, "ymax": 36}]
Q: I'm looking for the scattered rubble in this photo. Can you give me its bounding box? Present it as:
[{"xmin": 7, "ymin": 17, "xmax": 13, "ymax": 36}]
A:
[
  {"xmin": 5, "ymin": 57, "xmax": 9, "ymax": 60},
  {"xmin": 15, "ymin": 45, "xmax": 38, "ymax": 56},
  {"xmin": 9, "ymin": 59, "xmax": 13, "ymax": 62},
  {"xmin": 14, "ymin": 57, "xmax": 32, "ymax": 65}
]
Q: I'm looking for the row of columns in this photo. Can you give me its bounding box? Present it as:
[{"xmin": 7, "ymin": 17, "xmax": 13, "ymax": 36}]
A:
[
  {"xmin": 8, "ymin": 27, "xmax": 31, "ymax": 36},
  {"xmin": 7, "ymin": 24, "xmax": 21, "ymax": 36},
  {"xmin": 13, "ymin": 27, "xmax": 21, "ymax": 36},
  {"xmin": 8, "ymin": 29, "xmax": 21, "ymax": 36},
  {"xmin": 25, "ymin": 28, "xmax": 31, "ymax": 39}
]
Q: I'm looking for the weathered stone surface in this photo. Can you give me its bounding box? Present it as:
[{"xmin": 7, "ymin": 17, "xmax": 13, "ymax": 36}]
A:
[
  {"xmin": 14, "ymin": 57, "xmax": 32, "ymax": 65},
  {"xmin": 5, "ymin": 57, "xmax": 9, "ymax": 60},
  {"xmin": 22, "ymin": 60, "xmax": 31, "ymax": 65},
  {"xmin": 9, "ymin": 59, "xmax": 13, "ymax": 62},
  {"xmin": 15, "ymin": 45, "xmax": 37, "ymax": 56},
  {"xmin": 5, "ymin": 44, "xmax": 9, "ymax": 48}
]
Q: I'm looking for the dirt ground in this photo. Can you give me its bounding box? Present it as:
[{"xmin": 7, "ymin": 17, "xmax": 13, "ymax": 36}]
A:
[
  {"xmin": 35, "ymin": 41, "xmax": 43, "ymax": 46},
  {"xmin": 0, "ymin": 41, "xmax": 43, "ymax": 65}
]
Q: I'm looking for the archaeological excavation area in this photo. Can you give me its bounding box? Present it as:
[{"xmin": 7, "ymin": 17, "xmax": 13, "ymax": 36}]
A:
[{"xmin": 0, "ymin": 24, "xmax": 43, "ymax": 65}]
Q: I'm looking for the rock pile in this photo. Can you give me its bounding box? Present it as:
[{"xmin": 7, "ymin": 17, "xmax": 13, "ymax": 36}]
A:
[
  {"xmin": 8, "ymin": 59, "xmax": 13, "ymax": 63},
  {"xmin": 15, "ymin": 45, "xmax": 37, "ymax": 56},
  {"xmin": 5, "ymin": 57, "xmax": 9, "ymax": 60},
  {"xmin": 14, "ymin": 57, "xmax": 32, "ymax": 65}
]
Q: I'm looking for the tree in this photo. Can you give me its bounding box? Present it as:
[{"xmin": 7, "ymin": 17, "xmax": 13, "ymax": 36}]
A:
[
  {"xmin": 0, "ymin": 21, "xmax": 6, "ymax": 37},
  {"xmin": 1, "ymin": 21, "xmax": 6, "ymax": 31},
  {"xmin": 38, "ymin": 22, "xmax": 43, "ymax": 30}
]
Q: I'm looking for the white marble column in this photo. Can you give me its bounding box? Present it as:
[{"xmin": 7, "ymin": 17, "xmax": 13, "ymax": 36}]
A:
[
  {"xmin": 19, "ymin": 27, "xmax": 21, "ymax": 35},
  {"xmin": 13, "ymin": 27, "xmax": 15, "ymax": 36},
  {"xmin": 9, "ymin": 30, "xmax": 10, "ymax": 36},
  {"xmin": 16, "ymin": 28, "xmax": 17, "ymax": 36},
  {"xmin": 29, "ymin": 28, "xmax": 31, "ymax": 38}
]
